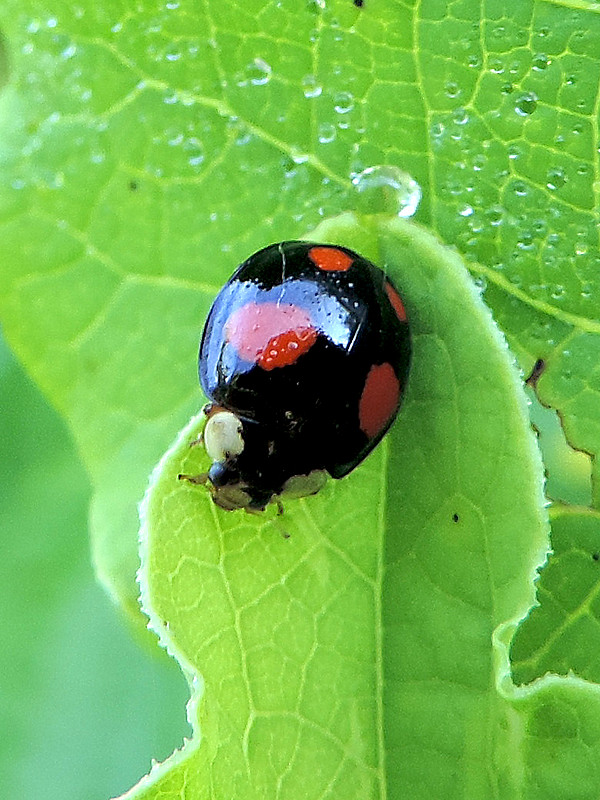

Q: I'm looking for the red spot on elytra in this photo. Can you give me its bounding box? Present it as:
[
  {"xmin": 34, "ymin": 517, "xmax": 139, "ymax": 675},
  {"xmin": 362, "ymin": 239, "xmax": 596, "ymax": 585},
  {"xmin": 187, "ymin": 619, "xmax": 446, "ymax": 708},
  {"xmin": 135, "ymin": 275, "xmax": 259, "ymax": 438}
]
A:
[
  {"xmin": 226, "ymin": 301, "xmax": 318, "ymax": 371},
  {"xmin": 384, "ymin": 281, "xmax": 407, "ymax": 323},
  {"xmin": 309, "ymin": 246, "xmax": 353, "ymax": 272},
  {"xmin": 359, "ymin": 362, "xmax": 400, "ymax": 439}
]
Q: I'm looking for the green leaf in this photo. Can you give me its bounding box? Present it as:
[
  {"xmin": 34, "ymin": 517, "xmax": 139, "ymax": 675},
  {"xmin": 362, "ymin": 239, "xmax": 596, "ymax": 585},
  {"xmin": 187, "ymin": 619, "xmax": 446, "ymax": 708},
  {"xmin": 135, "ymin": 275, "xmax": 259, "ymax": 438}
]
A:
[
  {"xmin": 0, "ymin": 1, "xmax": 599, "ymax": 796},
  {"xmin": 132, "ymin": 215, "xmax": 553, "ymax": 798}
]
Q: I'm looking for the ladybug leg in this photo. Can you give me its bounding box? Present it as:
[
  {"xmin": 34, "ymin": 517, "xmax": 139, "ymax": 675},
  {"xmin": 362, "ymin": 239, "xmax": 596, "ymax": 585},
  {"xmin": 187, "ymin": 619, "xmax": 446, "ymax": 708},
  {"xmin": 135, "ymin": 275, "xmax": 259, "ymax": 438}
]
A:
[
  {"xmin": 178, "ymin": 472, "xmax": 209, "ymax": 485},
  {"xmin": 188, "ymin": 435, "xmax": 204, "ymax": 448}
]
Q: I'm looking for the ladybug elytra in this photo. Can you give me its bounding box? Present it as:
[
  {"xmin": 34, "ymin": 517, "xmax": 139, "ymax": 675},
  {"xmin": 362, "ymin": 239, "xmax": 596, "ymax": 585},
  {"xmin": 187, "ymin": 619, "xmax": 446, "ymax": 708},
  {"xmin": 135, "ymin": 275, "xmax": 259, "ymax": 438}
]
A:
[{"xmin": 193, "ymin": 241, "xmax": 411, "ymax": 511}]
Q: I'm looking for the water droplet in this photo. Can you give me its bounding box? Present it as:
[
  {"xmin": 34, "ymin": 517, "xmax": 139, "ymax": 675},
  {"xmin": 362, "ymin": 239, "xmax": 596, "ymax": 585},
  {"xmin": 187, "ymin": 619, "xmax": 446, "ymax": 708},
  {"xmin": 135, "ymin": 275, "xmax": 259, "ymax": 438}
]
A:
[
  {"xmin": 301, "ymin": 74, "xmax": 322, "ymax": 98},
  {"xmin": 459, "ymin": 205, "xmax": 474, "ymax": 217},
  {"xmin": 512, "ymin": 180, "xmax": 528, "ymax": 197},
  {"xmin": 485, "ymin": 206, "xmax": 503, "ymax": 226},
  {"xmin": 241, "ymin": 58, "xmax": 272, "ymax": 86},
  {"xmin": 452, "ymin": 107, "xmax": 469, "ymax": 125},
  {"xmin": 444, "ymin": 81, "xmax": 460, "ymax": 98},
  {"xmin": 290, "ymin": 148, "xmax": 309, "ymax": 164},
  {"xmin": 61, "ymin": 43, "xmax": 77, "ymax": 59},
  {"xmin": 334, "ymin": 91, "xmax": 354, "ymax": 114},
  {"xmin": 352, "ymin": 165, "xmax": 422, "ymax": 218},
  {"xmin": 515, "ymin": 92, "xmax": 538, "ymax": 116},
  {"xmin": 431, "ymin": 121, "xmax": 444, "ymax": 138},
  {"xmin": 501, "ymin": 82, "xmax": 514, "ymax": 94},
  {"xmin": 546, "ymin": 167, "xmax": 566, "ymax": 190},
  {"xmin": 317, "ymin": 122, "xmax": 336, "ymax": 144},
  {"xmin": 532, "ymin": 53, "xmax": 550, "ymax": 70}
]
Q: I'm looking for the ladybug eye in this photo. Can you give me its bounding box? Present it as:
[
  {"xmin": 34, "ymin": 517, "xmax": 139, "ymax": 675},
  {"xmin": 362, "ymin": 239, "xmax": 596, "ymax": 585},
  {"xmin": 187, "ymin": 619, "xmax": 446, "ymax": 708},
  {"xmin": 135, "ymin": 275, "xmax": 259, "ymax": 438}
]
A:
[{"xmin": 204, "ymin": 411, "xmax": 244, "ymax": 462}]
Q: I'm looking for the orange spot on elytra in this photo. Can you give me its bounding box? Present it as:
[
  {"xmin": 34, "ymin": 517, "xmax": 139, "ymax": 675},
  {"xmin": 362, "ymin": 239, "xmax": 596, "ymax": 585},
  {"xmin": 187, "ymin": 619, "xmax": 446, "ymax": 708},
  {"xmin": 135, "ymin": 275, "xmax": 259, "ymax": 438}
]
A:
[
  {"xmin": 308, "ymin": 246, "xmax": 353, "ymax": 272},
  {"xmin": 384, "ymin": 281, "xmax": 407, "ymax": 323},
  {"xmin": 359, "ymin": 362, "xmax": 400, "ymax": 439},
  {"xmin": 226, "ymin": 302, "xmax": 318, "ymax": 370}
]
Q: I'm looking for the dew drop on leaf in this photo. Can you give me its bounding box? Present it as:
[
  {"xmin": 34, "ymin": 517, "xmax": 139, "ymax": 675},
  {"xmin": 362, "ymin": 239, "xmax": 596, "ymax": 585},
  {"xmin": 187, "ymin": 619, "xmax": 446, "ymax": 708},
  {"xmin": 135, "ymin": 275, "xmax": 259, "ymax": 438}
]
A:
[
  {"xmin": 242, "ymin": 58, "xmax": 272, "ymax": 86},
  {"xmin": 532, "ymin": 53, "xmax": 550, "ymax": 70},
  {"xmin": 546, "ymin": 167, "xmax": 567, "ymax": 190},
  {"xmin": 515, "ymin": 92, "xmax": 538, "ymax": 116},
  {"xmin": 352, "ymin": 165, "xmax": 422, "ymax": 218},
  {"xmin": 334, "ymin": 91, "xmax": 354, "ymax": 113},
  {"xmin": 317, "ymin": 122, "xmax": 336, "ymax": 144},
  {"xmin": 301, "ymin": 74, "xmax": 322, "ymax": 98},
  {"xmin": 444, "ymin": 80, "xmax": 460, "ymax": 98}
]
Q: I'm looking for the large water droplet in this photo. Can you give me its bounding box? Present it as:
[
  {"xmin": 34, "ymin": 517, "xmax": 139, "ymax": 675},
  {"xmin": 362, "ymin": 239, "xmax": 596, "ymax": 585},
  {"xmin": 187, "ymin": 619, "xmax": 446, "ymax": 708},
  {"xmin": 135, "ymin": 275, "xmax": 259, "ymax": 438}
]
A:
[{"xmin": 352, "ymin": 165, "xmax": 422, "ymax": 218}]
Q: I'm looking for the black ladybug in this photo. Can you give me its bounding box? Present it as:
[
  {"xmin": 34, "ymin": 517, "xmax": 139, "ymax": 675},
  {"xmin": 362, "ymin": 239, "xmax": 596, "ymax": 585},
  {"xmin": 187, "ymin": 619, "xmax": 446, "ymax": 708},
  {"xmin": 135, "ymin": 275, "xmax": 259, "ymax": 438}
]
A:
[{"xmin": 192, "ymin": 241, "xmax": 411, "ymax": 511}]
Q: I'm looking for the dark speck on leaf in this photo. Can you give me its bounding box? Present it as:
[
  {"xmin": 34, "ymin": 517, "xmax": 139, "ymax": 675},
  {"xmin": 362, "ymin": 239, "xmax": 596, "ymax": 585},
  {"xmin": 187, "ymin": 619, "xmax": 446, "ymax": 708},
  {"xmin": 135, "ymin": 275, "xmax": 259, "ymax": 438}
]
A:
[
  {"xmin": 452, "ymin": 513, "xmax": 459, "ymax": 523},
  {"xmin": 525, "ymin": 358, "xmax": 545, "ymax": 388},
  {"xmin": 593, "ymin": 552, "xmax": 599, "ymax": 562},
  {"xmin": 129, "ymin": 180, "xmax": 139, "ymax": 191},
  {"xmin": 354, "ymin": 0, "xmax": 364, "ymax": 6}
]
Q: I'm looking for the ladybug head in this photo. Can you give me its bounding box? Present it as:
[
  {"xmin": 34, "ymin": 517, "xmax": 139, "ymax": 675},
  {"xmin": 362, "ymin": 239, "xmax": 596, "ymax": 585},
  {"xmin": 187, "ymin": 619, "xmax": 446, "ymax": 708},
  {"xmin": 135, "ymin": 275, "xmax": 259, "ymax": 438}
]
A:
[{"xmin": 203, "ymin": 409, "xmax": 254, "ymax": 510}]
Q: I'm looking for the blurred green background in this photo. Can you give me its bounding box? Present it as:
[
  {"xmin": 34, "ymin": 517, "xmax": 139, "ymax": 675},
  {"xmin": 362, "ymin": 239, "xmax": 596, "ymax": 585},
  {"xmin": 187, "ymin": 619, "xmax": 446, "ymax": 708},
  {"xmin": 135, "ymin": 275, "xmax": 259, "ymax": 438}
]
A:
[{"xmin": 0, "ymin": 330, "xmax": 190, "ymax": 800}]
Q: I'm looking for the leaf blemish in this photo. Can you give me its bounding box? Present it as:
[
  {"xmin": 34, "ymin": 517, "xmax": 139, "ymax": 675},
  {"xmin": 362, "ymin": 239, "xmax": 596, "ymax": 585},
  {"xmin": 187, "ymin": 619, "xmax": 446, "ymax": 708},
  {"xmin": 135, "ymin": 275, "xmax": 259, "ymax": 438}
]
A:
[
  {"xmin": 452, "ymin": 513, "xmax": 459, "ymax": 522},
  {"xmin": 593, "ymin": 552, "xmax": 599, "ymax": 562},
  {"xmin": 525, "ymin": 358, "xmax": 545, "ymax": 388}
]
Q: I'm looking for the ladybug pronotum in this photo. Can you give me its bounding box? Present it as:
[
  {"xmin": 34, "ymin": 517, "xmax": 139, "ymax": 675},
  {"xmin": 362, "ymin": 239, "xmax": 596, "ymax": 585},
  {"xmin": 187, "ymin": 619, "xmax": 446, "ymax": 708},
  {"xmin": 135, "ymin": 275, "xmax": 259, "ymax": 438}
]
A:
[{"xmin": 191, "ymin": 241, "xmax": 411, "ymax": 511}]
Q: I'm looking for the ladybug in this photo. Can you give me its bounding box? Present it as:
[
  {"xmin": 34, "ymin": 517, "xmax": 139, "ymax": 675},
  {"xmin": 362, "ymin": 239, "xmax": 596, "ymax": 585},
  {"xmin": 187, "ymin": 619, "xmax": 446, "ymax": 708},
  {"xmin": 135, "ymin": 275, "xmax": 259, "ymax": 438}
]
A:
[{"xmin": 189, "ymin": 241, "xmax": 411, "ymax": 512}]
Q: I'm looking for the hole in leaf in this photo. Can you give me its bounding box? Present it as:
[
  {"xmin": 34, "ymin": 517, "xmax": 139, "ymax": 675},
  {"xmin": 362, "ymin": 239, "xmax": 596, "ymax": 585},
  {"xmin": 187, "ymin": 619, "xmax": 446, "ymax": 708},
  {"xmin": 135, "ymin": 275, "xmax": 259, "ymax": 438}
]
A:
[{"xmin": 527, "ymin": 388, "xmax": 592, "ymax": 506}]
